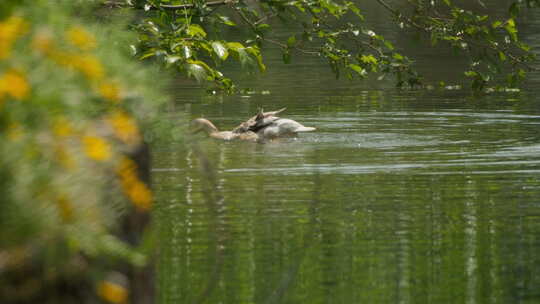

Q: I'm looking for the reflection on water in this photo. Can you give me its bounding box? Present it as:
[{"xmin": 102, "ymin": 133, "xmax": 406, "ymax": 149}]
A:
[
  {"xmin": 153, "ymin": 94, "xmax": 540, "ymax": 303},
  {"xmin": 153, "ymin": 3, "xmax": 540, "ymax": 303}
]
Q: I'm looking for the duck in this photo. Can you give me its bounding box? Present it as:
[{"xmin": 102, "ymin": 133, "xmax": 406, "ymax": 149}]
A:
[
  {"xmin": 190, "ymin": 108, "xmax": 316, "ymax": 142},
  {"xmin": 244, "ymin": 108, "xmax": 316, "ymax": 139}
]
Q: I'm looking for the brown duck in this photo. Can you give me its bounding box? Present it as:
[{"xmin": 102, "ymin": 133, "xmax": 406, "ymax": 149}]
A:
[{"xmin": 190, "ymin": 108, "xmax": 315, "ymax": 142}]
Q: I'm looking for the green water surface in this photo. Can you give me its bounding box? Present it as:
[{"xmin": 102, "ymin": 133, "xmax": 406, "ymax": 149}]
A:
[{"xmin": 152, "ymin": 4, "xmax": 540, "ymax": 303}]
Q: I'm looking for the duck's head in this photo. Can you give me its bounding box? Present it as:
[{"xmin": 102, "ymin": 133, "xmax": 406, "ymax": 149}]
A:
[{"xmin": 190, "ymin": 118, "xmax": 218, "ymax": 135}]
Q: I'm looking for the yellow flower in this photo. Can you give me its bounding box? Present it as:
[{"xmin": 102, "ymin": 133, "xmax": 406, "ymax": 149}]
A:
[
  {"xmin": 116, "ymin": 156, "xmax": 153, "ymax": 210},
  {"xmin": 56, "ymin": 194, "xmax": 74, "ymax": 222},
  {"xmin": 125, "ymin": 180, "xmax": 153, "ymax": 210},
  {"xmin": 83, "ymin": 135, "xmax": 111, "ymax": 161},
  {"xmin": 66, "ymin": 26, "xmax": 96, "ymax": 51},
  {"xmin": 0, "ymin": 69, "xmax": 30, "ymax": 100},
  {"xmin": 97, "ymin": 280, "xmax": 128, "ymax": 304},
  {"xmin": 99, "ymin": 81, "xmax": 122, "ymax": 102},
  {"xmin": 107, "ymin": 111, "xmax": 140, "ymax": 145},
  {"xmin": 73, "ymin": 54, "xmax": 104, "ymax": 81},
  {"xmin": 45, "ymin": 48, "xmax": 104, "ymax": 81},
  {"xmin": 53, "ymin": 53, "xmax": 103, "ymax": 81},
  {"xmin": 0, "ymin": 16, "xmax": 29, "ymax": 59},
  {"xmin": 52, "ymin": 117, "xmax": 74, "ymax": 137}
]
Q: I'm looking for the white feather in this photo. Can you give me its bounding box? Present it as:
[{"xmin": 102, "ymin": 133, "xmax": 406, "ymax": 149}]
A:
[{"xmin": 260, "ymin": 118, "xmax": 316, "ymax": 138}]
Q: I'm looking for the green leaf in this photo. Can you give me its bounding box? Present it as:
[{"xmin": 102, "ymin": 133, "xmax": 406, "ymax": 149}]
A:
[
  {"xmin": 294, "ymin": 2, "xmax": 306, "ymax": 12},
  {"xmin": 256, "ymin": 24, "xmax": 270, "ymax": 32},
  {"xmin": 518, "ymin": 68, "xmax": 526, "ymax": 78},
  {"xmin": 186, "ymin": 62, "xmax": 208, "ymax": 83},
  {"xmin": 348, "ymin": 64, "xmax": 367, "ymax": 77},
  {"xmin": 392, "ymin": 53, "xmax": 404, "ymax": 61},
  {"xmin": 211, "ymin": 41, "xmax": 229, "ymax": 60},
  {"xmin": 226, "ymin": 42, "xmax": 245, "ymax": 51},
  {"xmin": 246, "ymin": 47, "xmax": 266, "ymax": 72},
  {"xmin": 183, "ymin": 45, "xmax": 192, "ymax": 59},
  {"xmin": 498, "ymin": 51, "xmax": 507, "ymax": 61},
  {"xmin": 465, "ymin": 26, "xmax": 478, "ymax": 35},
  {"xmin": 517, "ymin": 42, "xmax": 531, "ymax": 52},
  {"xmin": 507, "ymin": 18, "xmax": 516, "ymax": 28},
  {"xmin": 187, "ymin": 24, "xmax": 207, "ymax": 38},
  {"xmin": 504, "ymin": 19, "xmax": 518, "ymax": 41},
  {"xmin": 464, "ymin": 70, "xmax": 477, "ymax": 77},
  {"xmin": 443, "ymin": 35, "xmax": 461, "ymax": 42},
  {"xmin": 360, "ymin": 54, "xmax": 378, "ymax": 64},
  {"xmin": 283, "ymin": 51, "xmax": 291, "ymax": 64},
  {"xmin": 348, "ymin": 3, "xmax": 363, "ymax": 17},
  {"xmin": 139, "ymin": 51, "xmax": 156, "ymax": 60},
  {"xmin": 287, "ymin": 35, "xmax": 297, "ymax": 47},
  {"xmin": 199, "ymin": 42, "xmax": 213, "ymax": 53},
  {"xmin": 384, "ymin": 40, "xmax": 394, "ymax": 50},
  {"xmin": 218, "ymin": 15, "xmax": 236, "ymax": 26},
  {"xmin": 166, "ymin": 55, "xmax": 181, "ymax": 66},
  {"xmin": 237, "ymin": 48, "xmax": 254, "ymax": 68}
]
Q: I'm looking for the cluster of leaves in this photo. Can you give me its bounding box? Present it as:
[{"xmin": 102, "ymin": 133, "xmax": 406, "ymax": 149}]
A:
[
  {"xmin": 129, "ymin": 0, "xmax": 538, "ymax": 92},
  {"xmin": 131, "ymin": 0, "xmax": 417, "ymax": 92},
  {"xmin": 399, "ymin": 0, "xmax": 538, "ymax": 91},
  {"xmin": 133, "ymin": 0, "xmax": 264, "ymax": 93},
  {"xmin": 0, "ymin": 0, "xmax": 167, "ymax": 302}
]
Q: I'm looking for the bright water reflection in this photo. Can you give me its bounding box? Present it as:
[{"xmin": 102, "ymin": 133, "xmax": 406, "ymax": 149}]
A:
[{"xmin": 153, "ymin": 3, "xmax": 540, "ymax": 303}]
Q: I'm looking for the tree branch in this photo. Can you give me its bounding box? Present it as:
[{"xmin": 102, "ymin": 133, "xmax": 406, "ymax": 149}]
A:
[
  {"xmin": 102, "ymin": 0, "xmax": 238, "ymax": 10},
  {"xmin": 160, "ymin": 0, "xmax": 237, "ymax": 9},
  {"xmin": 375, "ymin": 0, "xmax": 399, "ymax": 16}
]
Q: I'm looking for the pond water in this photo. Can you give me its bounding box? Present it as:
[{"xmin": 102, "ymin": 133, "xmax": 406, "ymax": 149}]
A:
[{"xmin": 152, "ymin": 3, "xmax": 540, "ymax": 303}]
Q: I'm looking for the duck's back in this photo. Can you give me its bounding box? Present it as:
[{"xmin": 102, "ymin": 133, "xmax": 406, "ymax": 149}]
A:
[
  {"xmin": 261, "ymin": 118, "xmax": 315, "ymax": 138},
  {"xmin": 211, "ymin": 130, "xmax": 258, "ymax": 142}
]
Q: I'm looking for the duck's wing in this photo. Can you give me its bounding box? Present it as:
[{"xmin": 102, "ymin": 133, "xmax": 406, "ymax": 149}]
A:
[
  {"xmin": 263, "ymin": 107, "xmax": 286, "ymax": 117},
  {"xmin": 232, "ymin": 108, "xmax": 286, "ymax": 133},
  {"xmin": 293, "ymin": 125, "xmax": 316, "ymax": 132},
  {"xmin": 248, "ymin": 116, "xmax": 281, "ymax": 133},
  {"xmin": 262, "ymin": 119, "xmax": 316, "ymax": 137}
]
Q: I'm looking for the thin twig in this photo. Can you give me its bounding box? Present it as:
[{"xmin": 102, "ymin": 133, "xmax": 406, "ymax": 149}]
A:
[
  {"xmin": 375, "ymin": 0, "xmax": 399, "ymax": 16},
  {"xmin": 232, "ymin": 6, "xmax": 318, "ymax": 55},
  {"xmin": 265, "ymin": 38, "xmax": 319, "ymax": 55},
  {"xmin": 160, "ymin": 0, "xmax": 236, "ymax": 9},
  {"xmin": 254, "ymin": 12, "xmax": 278, "ymax": 25},
  {"xmin": 116, "ymin": 0, "xmax": 238, "ymax": 10}
]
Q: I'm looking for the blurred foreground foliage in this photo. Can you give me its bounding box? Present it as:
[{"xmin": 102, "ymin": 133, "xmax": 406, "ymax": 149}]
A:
[{"xmin": 0, "ymin": 1, "xmax": 169, "ymax": 303}]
